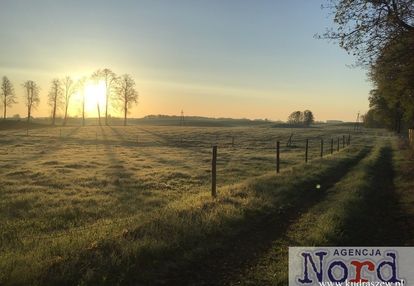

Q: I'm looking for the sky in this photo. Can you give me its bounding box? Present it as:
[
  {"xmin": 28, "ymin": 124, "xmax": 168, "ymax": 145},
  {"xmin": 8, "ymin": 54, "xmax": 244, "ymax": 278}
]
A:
[{"xmin": 0, "ymin": 0, "xmax": 371, "ymax": 122}]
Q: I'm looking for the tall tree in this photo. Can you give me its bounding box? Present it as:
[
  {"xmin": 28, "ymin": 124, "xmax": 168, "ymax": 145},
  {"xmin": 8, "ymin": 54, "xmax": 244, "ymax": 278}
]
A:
[
  {"xmin": 90, "ymin": 73, "xmax": 102, "ymax": 125},
  {"xmin": 76, "ymin": 77, "xmax": 87, "ymax": 126},
  {"xmin": 1, "ymin": 76, "xmax": 17, "ymax": 119},
  {"xmin": 362, "ymin": 109, "xmax": 385, "ymax": 128},
  {"xmin": 23, "ymin": 80, "xmax": 40, "ymax": 126},
  {"xmin": 92, "ymin": 68, "xmax": 118, "ymax": 125},
  {"xmin": 303, "ymin": 110, "xmax": 315, "ymax": 127},
  {"xmin": 62, "ymin": 76, "xmax": 76, "ymax": 126},
  {"xmin": 368, "ymin": 89, "xmax": 398, "ymax": 130},
  {"xmin": 116, "ymin": 74, "xmax": 139, "ymax": 126},
  {"xmin": 48, "ymin": 79, "xmax": 63, "ymax": 126},
  {"xmin": 322, "ymin": 0, "xmax": 414, "ymax": 133},
  {"xmin": 368, "ymin": 31, "xmax": 414, "ymax": 131},
  {"xmin": 321, "ymin": 0, "xmax": 414, "ymax": 65}
]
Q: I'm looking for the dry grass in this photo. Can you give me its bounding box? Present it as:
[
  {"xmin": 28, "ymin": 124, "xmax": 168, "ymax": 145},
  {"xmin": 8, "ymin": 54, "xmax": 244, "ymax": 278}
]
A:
[{"xmin": 0, "ymin": 124, "xmax": 390, "ymax": 285}]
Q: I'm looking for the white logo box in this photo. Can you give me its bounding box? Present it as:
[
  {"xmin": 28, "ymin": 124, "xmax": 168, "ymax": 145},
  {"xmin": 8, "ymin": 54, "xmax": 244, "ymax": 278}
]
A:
[{"xmin": 289, "ymin": 247, "xmax": 414, "ymax": 285}]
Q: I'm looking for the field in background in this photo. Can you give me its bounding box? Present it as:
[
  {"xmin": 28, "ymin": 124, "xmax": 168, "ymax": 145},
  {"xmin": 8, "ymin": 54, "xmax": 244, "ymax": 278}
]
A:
[{"xmin": 0, "ymin": 123, "xmax": 397, "ymax": 285}]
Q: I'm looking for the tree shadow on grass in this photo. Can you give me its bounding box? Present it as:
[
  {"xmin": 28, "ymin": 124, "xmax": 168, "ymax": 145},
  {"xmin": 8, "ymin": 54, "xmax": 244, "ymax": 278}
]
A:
[
  {"xmin": 99, "ymin": 126, "xmax": 145, "ymax": 197},
  {"xmin": 107, "ymin": 125, "xmax": 208, "ymax": 169},
  {"xmin": 0, "ymin": 126, "xmax": 81, "ymax": 168},
  {"xmin": 99, "ymin": 126, "xmax": 182, "ymax": 213},
  {"xmin": 136, "ymin": 126, "xmax": 209, "ymax": 155},
  {"xmin": 338, "ymin": 146, "xmax": 410, "ymax": 246},
  {"xmin": 160, "ymin": 148, "xmax": 372, "ymax": 286}
]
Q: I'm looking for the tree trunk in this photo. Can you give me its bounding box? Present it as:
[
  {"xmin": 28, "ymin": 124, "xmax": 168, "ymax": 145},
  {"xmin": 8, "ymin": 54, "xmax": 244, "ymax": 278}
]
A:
[
  {"xmin": 105, "ymin": 89, "xmax": 108, "ymax": 126},
  {"xmin": 3, "ymin": 101, "xmax": 6, "ymax": 119},
  {"xmin": 397, "ymin": 116, "xmax": 402, "ymax": 134},
  {"xmin": 97, "ymin": 103, "xmax": 101, "ymax": 126},
  {"xmin": 395, "ymin": 103, "xmax": 403, "ymax": 134},
  {"xmin": 82, "ymin": 94, "xmax": 85, "ymax": 127},
  {"xmin": 63, "ymin": 105, "xmax": 68, "ymax": 126},
  {"xmin": 52, "ymin": 100, "xmax": 56, "ymax": 126},
  {"xmin": 124, "ymin": 101, "xmax": 127, "ymax": 126},
  {"xmin": 27, "ymin": 107, "xmax": 31, "ymax": 126}
]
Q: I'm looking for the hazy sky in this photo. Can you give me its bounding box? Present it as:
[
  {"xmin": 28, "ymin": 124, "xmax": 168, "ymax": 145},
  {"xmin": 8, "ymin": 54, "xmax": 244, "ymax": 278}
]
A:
[{"xmin": 0, "ymin": 0, "xmax": 370, "ymax": 121}]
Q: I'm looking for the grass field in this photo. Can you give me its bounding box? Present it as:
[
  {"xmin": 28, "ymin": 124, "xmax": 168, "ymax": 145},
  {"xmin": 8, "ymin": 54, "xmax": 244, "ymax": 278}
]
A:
[{"xmin": 0, "ymin": 123, "xmax": 408, "ymax": 285}]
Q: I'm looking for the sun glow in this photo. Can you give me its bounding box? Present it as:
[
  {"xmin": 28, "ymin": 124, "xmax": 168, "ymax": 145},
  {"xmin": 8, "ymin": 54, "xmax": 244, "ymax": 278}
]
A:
[{"xmin": 83, "ymin": 81, "xmax": 106, "ymax": 116}]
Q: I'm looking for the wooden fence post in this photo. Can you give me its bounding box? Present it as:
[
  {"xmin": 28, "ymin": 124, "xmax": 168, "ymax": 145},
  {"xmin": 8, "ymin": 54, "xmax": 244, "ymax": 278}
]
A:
[
  {"xmin": 305, "ymin": 139, "xmax": 309, "ymax": 163},
  {"xmin": 232, "ymin": 136, "xmax": 235, "ymax": 147},
  {"xmin": 343, "ymin": 135, "xmax": 345, "ymax": 148},
  {"xmin": 212, "ymin": 145, "xmax": 217, "ymax": 198},
  {"xmin": 276, "ymin": 141, "xmax": 280, "ymax": 173},
  {"xmin": 330, "ymin": 138, "xmax": 334, "ymax": 154},
  {"xmin": 320, "ymin": 138, "xmax": 324, "ymax": 158},
  {"xmin": 348, "ymin": 134, "xmax": 351, "ymax": 145},
  {"xmin": 337, "ymin": 137, "xmax": 340, "ymax": 152}
]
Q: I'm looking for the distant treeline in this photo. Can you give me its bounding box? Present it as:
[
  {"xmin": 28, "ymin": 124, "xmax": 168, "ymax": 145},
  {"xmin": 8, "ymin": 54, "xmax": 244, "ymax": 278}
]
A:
[{"xmin": 11, "ymin": 114, "xmax": 276, "ymax": 128}]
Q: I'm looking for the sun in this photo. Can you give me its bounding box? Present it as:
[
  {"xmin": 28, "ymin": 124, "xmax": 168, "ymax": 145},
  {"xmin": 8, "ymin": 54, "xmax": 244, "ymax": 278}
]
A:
[{"xmin": 83, "ymin": 81, "xmax": 106, "ymax": 116}]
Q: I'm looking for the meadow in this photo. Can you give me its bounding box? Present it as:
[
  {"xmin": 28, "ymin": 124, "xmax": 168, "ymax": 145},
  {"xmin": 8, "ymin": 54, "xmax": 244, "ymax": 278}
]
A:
[{"xmin": 0, "ymin": 122, "xmax": 405, "ymax": 285}]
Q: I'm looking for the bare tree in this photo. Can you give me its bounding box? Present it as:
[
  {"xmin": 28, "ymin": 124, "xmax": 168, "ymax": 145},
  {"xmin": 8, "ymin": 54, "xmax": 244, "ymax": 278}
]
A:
[
  {"xmin": 1, "ymin": 76, "xmax": 17, "ymax": 119},
  {"xmin": 76, "ymin": 77, "xmax": 87, "ymax": 126},
  {"xmin": 48, "ymin": 79, "xmax": 63, "ymax": 126},
  {"xmin": 116, "ymin": 74, "xmax": 139, "ymax": 126},
  {"xmin": 23, "ymin": 80, "xmax": 40, "ymax": 126},
  {"xmin": 92, "ymin": 68, "xmax": 118, "ymax": 125},
  {"xmin": 62, "ymin": 76, "xmax": 76, "ymax": 126},
  {"xmin": 90, "ymin": 73, "xmax": 102, "ymax": 125}
]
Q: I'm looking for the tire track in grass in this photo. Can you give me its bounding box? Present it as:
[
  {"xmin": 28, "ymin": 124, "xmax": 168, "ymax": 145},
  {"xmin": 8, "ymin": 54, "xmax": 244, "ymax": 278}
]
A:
[
  {"xmin": 231, "ymin": 142, "xmax": 408, "ymax": 286},
  {"xmin": 392, "ymin": 140, "xmax": 414, "ymax": 245},
  {"xmin": 334, "ymin": 144, "xmax": 406, "ymax": 246},
  {"xmin": 162, "ymin": 146, "xmax": 372, "ymax": 286}
]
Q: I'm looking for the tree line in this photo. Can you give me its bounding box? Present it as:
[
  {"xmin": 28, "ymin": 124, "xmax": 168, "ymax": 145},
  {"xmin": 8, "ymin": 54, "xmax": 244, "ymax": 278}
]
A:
[
  {"xmin": 322, "ymin": 0, "xmax": 414, "ymax": 133},
  {"xmin": 0, "ymin": 68, "xmax": 139, "ymax": 126}
]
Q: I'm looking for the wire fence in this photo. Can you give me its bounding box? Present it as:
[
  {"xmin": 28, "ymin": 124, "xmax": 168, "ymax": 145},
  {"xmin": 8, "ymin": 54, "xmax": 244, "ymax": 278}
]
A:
[{"xmin": 0, "ymin": 125, "xmax": 393, "ymax": 245}]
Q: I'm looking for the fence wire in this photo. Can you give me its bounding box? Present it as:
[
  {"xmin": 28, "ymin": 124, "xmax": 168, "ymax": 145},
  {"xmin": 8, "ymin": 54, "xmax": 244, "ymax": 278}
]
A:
[{"xmin": 0, "ymin": 126, "xmax": 382, "ymax": 245}]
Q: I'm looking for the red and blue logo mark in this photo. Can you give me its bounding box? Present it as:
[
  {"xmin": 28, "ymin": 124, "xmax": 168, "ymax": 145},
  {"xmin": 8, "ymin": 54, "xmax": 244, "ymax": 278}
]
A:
[
  {"xmin": 297, "ymin": 250, "xmax": 402, "ymax": 284},
  {"xmin": 288, "ymin": 248, "xmax": 411, "ymax": 285}
]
